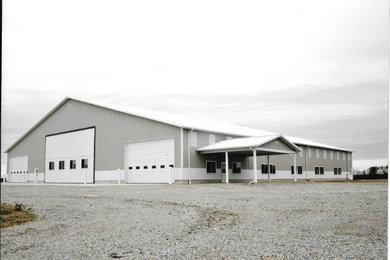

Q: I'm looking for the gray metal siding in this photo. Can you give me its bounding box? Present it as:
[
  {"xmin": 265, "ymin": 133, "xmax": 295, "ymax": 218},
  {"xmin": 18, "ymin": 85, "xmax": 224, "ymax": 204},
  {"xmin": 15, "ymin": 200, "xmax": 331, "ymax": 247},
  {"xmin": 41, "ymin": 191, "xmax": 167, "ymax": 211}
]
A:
[
  {"xmin": 186, "ymin": 130, "xmax": 352, "ymax": 174},
  {"xmin": 7, "ymin": 100, "xmax": 182, "ymax": 173},
  {"xmin": 241, "ymin": 147, "xmax": 351, "ymax": 173}
]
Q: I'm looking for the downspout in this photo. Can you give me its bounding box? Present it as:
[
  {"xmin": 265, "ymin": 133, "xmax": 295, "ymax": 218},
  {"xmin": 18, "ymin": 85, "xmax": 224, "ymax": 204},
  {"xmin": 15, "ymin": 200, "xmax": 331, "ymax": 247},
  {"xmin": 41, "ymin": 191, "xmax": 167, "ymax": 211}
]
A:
[
  {"xmin": 180, "ymin": 128, "xmax": 184, "ymax": 182},
  {"xmin": 188, "ymin": 129, "xmax": 194, "ymax": 184},
  {"xmin": 305, "ymin": 146, "xmax": 309, "ymax": 180}
]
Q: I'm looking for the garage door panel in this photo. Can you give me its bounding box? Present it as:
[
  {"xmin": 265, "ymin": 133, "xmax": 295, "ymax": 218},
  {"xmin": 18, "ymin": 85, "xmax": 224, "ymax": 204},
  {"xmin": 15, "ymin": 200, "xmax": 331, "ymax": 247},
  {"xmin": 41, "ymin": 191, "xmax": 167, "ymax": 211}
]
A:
[
  {"xmin": 126, "ymin": 138, "xmax": 174, "ymax": 184},
  {"xmin": 45, "ymin": 128, "xmax": 95, "ymax": 183},
  {"xmin": 8, "ymin": 156, "xmax": 28, "ymax": 183}
]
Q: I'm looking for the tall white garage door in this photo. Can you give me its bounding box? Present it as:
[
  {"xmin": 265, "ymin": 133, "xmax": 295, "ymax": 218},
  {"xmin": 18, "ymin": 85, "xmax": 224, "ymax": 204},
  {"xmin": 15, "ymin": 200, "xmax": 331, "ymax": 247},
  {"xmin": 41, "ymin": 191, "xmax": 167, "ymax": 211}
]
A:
[
  {"xmin": 126, "ymin": 138, "xmax": 174, "ymax": 183},
  {"xmin": 45, "ymin": 128, "xmax": 95, "ymax": 183},
  {"xmin": 8, "ymin": 156, "xmax": 29, "ymax": 183}
]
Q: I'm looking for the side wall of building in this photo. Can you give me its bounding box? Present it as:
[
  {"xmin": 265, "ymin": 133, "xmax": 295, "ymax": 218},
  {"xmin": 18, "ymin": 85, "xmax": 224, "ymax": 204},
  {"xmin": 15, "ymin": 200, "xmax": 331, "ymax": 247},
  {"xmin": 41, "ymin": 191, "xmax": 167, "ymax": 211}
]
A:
[
  {"xmin": 181, "ymin": 130, "xmax": 352, "ymax": 181},
  {"xmin": 7, "ymin": 100, "xmax": 183, "ymax": 174}
]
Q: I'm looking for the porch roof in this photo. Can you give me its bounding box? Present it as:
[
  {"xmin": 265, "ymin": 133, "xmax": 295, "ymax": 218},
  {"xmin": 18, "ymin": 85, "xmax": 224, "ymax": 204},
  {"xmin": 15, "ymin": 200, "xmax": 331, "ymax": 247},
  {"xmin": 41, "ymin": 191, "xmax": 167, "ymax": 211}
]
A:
[{"xmin": 197, "ymin": 135, "xmax": 302, "ymax": 155}]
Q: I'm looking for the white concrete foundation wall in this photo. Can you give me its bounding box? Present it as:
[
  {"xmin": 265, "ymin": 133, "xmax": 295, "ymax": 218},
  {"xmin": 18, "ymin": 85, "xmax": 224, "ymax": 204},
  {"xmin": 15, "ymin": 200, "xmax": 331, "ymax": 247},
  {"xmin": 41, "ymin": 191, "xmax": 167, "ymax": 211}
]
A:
[
  {"xmin": 95, "ymin": 169, "xmax": 174, "ymax": 184},
  {"xmin": 27, "ymin": 172, "xmax": 45, "ymax": 182},
  {"xmin": 174, "ymin": 168, "xmax": 349, "ymax": 181}
]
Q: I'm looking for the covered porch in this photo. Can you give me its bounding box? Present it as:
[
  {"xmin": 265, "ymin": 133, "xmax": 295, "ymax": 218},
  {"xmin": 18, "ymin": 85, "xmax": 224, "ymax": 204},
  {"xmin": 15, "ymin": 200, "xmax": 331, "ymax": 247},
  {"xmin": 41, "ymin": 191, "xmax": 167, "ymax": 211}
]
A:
[{"xmin": 197, "ymin": 135, "xmax": 302, "ymax": 183}]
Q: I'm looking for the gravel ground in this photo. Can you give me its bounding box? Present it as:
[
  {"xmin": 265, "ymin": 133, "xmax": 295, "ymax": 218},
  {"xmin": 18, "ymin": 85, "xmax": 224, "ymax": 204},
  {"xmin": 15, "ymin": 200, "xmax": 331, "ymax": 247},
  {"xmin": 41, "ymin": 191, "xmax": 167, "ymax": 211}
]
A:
[{"xmin": 1, "ymin": 181, "xmax": 387, "ymax": 259}]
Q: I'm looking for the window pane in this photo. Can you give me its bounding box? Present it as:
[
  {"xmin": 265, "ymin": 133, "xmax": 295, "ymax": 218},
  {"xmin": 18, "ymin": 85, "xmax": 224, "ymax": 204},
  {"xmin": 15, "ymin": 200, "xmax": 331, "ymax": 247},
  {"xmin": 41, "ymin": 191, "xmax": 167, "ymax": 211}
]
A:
[
  {"xmin": 81, "ymin": 159, "xmax": 88, "ymax": 169},
  {"xmin": 298, "ymin": 166, "xmax": 303, "ymax": 174},
  {"xmin": 320, "ymin": 167, "xmax": 324, "ymax": 175},
  {"xmin": 315, "ymin": 167, "xmax": 319, "ymax": 175},
  {"xmin": 70, "ymin": 160, "xmax": 76, "ymax": 169},
  {"xmin": 334, "ymin": 168, "xmax": 337, "ymax": 175},
  {"xmin": 291, "ymin": 166, "xmax": 294, "ymax": 174},
  {"xmin": 206, "ymin": 161, "xmax": 216, "ymax": 173}
]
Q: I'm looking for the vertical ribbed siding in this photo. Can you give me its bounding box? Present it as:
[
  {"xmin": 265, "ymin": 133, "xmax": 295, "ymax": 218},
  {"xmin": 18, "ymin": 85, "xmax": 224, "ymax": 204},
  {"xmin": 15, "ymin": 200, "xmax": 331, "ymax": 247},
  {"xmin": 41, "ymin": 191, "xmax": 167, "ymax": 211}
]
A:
[{"xmin": 7, "ymin": 100, "xmax": 182, "ymax": 173}]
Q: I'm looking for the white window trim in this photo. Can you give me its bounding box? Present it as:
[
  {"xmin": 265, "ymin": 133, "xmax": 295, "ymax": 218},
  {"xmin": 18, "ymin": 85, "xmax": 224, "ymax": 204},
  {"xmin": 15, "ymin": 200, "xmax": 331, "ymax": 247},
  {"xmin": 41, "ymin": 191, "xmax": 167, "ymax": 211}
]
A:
[
  {"xmin": 261, "ymin": 163, "xmax": 276, "ymax": 174},
  {"xmin": 314, "ymin": 166, "xmax": 325, "ymax": 175},
  {"xmin": 291, "ymin": 165, "xmax": 303, "ymax": 174},
  {"xmin": 205, "ymin": 160, "xmax": 217, "ymax": 174}
]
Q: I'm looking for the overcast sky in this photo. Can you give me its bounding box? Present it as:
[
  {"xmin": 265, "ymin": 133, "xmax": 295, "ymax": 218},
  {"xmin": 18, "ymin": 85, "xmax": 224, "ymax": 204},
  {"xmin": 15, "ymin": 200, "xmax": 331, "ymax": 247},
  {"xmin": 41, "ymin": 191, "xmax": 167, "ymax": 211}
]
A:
[{"xmin": 2, "ymin": 0, "xmax": 388, "ymax": 173}]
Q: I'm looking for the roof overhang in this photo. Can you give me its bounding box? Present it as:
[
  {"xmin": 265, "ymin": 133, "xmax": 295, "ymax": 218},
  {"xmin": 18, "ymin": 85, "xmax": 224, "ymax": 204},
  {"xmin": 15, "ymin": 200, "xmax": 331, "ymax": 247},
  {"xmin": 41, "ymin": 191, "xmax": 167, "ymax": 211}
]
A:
[{"xmin": 197, "ymin": 135, "xmax": 302, "ymax": 155}]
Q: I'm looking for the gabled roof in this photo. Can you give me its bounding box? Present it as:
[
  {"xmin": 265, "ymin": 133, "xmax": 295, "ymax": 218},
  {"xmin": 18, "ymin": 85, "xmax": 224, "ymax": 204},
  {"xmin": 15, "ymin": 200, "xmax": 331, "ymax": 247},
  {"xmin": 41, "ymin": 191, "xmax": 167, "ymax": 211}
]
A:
[
  {"xmin": 197, "ymin": 135, "xmax": 302, "ymax": 153},
  {"xmin": 5, "ymin": 97, "xmax": 353, "ymax": 153}
]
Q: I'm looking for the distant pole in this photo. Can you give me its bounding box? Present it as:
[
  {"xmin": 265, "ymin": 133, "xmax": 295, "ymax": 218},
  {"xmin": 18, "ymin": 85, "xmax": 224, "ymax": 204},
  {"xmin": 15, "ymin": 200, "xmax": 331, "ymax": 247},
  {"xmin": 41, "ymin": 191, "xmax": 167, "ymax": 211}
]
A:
[
  {"xmin": 225, "ymin": 151, "xmax": 229, "ymax": 184},
  {"xmin": 253, "ymin": 149, "xmax": 258, "ymax": 183},
  {"xmin": 293, "ymin": 154, "xmax": 297, "ymax": 182},
  {"xmin": 34, "ymin": 168, "xmax": 38, "ymax": 184}
]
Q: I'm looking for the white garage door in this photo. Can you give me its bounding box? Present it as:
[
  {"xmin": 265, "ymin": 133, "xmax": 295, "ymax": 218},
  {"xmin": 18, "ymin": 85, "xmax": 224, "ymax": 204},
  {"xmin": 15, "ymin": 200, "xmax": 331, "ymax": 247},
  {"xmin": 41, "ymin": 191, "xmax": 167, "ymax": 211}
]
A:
[
  {"xmin": 126, "ymin": 138, "xmax": 174, "ymax": 183},
  {"xmin": 8, "ymin": 156, "xmax": 28, "ymax": 183},
  {"xmin": 45, "ymin": 128, "xmax": 95, "ymax": 183}
]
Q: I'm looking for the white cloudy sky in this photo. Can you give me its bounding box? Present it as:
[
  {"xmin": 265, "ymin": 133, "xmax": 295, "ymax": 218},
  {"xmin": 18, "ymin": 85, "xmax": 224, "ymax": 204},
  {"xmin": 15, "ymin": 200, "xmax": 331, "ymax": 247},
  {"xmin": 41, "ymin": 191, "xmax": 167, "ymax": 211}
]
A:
[{"xmin": 2, "ymin": 0, "xmax": 388, "ymax": 172}]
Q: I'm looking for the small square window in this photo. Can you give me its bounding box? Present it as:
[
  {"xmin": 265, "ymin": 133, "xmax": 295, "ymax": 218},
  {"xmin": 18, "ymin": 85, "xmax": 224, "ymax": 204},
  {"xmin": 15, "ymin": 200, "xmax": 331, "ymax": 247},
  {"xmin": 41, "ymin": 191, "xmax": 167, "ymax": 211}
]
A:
[
  {"xmin": 136, "ymin": 166, "xmax": 140, "ymax": 170},
  {"xmin": 81, "ymin": 159, "xmax": 88, "ymax": 169},
  {"xmin": 70, "ymin": 160, "xmax": 76, "ymax": 169},
  {"xmin": 49, "ymin": 161, "xmax": 55, "ymax": 170},
  {"xmin": 169, "ymin": 165, "xmax": 174, "ymax": 168},
  {"xmin": 160, "ymin": 165, "xmax": 165, "ymax": 168},
  {"xmin": 152, "ymin": 165, "xmax": 156, "ymax": 169},
  {"xmin": 59, "ymin": 161, "xmax": 65, "ymax": 170},
  {"xmin": 129, "ymin": 167, "xmax": 133, "ymax": 170},
  {"xmin": 144, "ymin": 166, "xmax": 148, "ymax": 169}
]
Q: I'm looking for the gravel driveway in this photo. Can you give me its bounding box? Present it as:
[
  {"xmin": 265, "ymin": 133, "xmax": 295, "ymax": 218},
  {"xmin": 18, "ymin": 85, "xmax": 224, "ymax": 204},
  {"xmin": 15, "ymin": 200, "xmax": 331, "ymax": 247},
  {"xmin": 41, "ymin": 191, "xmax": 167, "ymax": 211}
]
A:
[{"xmin": 1, "ymin": 181, "xmax": 387, "ymax": 259}]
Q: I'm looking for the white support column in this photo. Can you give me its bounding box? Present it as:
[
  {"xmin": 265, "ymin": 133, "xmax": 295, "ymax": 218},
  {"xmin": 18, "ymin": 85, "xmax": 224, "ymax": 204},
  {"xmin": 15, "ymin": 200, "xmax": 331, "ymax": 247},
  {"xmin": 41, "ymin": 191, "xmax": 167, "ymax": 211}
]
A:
[
  {"xmin": 117, "ymin": 169, "xmax": 121, "ymax": 184},
  {"xmin": 225, "ymin": 151, "xmax": 229, "ymax": 184},
  {"xmin": 34, "ymin": 168, "xmax": 38, "ymax": 184},
  {"xmin": 180, "ymin": 127, "xmax": 184, "ymax": 182},
  {"xmin": 253, "ymin": 149, "xmax": 258, "ymax": 183},
  {"xmin": 267, "ymin": 155, "xmax": 270, "ymax": 182},
  {"xmin": 293, "ymin": 153, "xmax": 297, "ymax": 182}
]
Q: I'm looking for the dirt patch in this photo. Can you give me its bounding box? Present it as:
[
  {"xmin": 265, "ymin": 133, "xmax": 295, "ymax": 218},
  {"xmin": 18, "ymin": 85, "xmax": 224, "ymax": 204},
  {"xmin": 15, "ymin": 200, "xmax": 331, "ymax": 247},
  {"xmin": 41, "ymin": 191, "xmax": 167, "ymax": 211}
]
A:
[{"xmin": 1, "ymin": 203, "xmax": 37, "ymax": 228}]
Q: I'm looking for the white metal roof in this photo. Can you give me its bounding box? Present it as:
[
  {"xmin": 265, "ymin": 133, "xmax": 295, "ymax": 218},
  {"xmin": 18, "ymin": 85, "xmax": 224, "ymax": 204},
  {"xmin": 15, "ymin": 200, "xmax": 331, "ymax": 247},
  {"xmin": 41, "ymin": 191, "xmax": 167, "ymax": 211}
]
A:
[
  {"xmin": 197, "ymin": 135, "xmax": 302, "ymax": 153},
  {"xmin": 5, "ymin": 97, "xmax": 353, "ymax": 153}
]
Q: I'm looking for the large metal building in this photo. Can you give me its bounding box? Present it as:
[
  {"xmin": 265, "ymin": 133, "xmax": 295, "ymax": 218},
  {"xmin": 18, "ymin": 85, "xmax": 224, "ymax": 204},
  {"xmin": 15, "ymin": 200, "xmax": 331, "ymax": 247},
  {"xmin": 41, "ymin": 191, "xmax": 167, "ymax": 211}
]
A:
[{"xmin": 5, "ymin": 97, "xmax": 353, "ymax": 184}]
